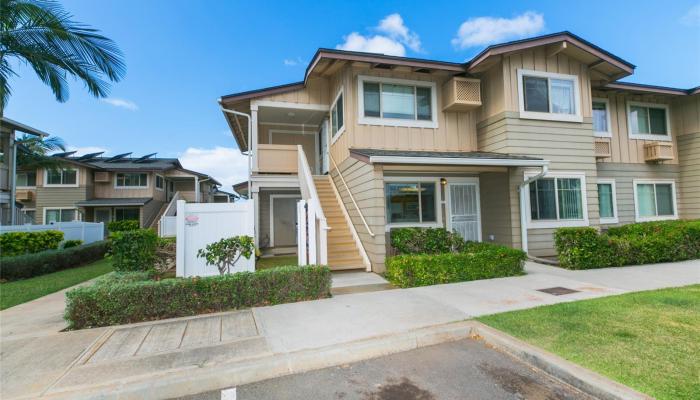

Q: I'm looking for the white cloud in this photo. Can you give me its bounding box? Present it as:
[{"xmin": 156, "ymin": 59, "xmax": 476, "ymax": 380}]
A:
[
  {"xmin": 100, "ymin": 97, "xmax": 138, "ymax": 111},
  {"xmin": 451, "ymin": 11, "xmax": 545, "ymax": 49},
  {"xmin": 681, "ymin": 4, "xmax": 700, "ymax": 26},
  {"xmin": 178, "ymin": 146, "xmax": 248, "ymax": 189},
  {"xmin": 283, "ymin": 57, "xmax": 304, "ymax": 66},
  {"xmin": 336, "ymin": 13, "xmax": 422, "ymax": 56},
  {"xmin": 66, "ymin": 146, "xmax": 108, "ymax": 156}
]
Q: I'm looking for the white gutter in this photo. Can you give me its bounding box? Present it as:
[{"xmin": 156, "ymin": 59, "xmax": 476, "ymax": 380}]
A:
[
  {"xmin": 518, "ymin": 164, "xmax": 549, "ymax": 254},
  {"xmin": 219, "ymin": 105, "xmax": 253, "ymax": 195},
  {"xmin": 368, "ymin": 156, "xmax": 548, "ymax": 167}
]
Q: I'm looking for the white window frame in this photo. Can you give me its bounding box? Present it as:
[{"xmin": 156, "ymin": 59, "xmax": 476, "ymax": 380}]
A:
[
  {"xmin": 383, "ymin": 176, "xmax": 442, "ymax": 231},
  {"xmin": 633, "ymin": 179, "xmax": 678, "ymax": 222},
  {"xmin": 16, "ymin": 170, "xmax": 37, "ymax": 188},
  {"xmin": 329, "ymin": 87, "xmax": 345, "ymax": 144},
  {"xmin": 114, "ymin": 172, "xmax": 149, "ymax": 189},
  {"xmin": 43, "ymin": 207, "xmax": 80, "ymax": 223},
  {"xmin": 155, "ymin": 174, "xmax": 165, "ymax": 191},
  {"xmin": 517, "ymin": 69, "xmax": 582, "ymax": 123},
  {"xmin": 524, "ymin": 171, "xmax": 589, "ymax": 229},
  {"xmin": 357, "ymin": 75, "xmax": 438, "ymax": 129},
  {"xmin": 44, "ymin": 168, "xmax": 79, "ymax": 187},
  {"xmin": 20, "ymin": 208, "xmax": 36, "ymax": 224},
  {"xmin": 626, "ymin": 101, "xmax": 672, "ymax": 141},
  {"xmin": 597, "ymin": 178, "xmax": 618, "ymax": 224},
  {"xmin": 269, "ymin": 194, "xmax": 302, "ymax": 248},
  {"xmin": 592, "ymin": 97, "xmax": 612, "ymax": 138}
]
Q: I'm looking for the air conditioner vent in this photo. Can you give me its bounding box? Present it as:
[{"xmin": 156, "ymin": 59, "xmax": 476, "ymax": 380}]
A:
[
  {"xmin": 94, "ymin": 171, "xmax": 110, "ymax": 182},
  {"xmin": 442, "ymin": 77, "xmax": 481, "ymax": 112}
]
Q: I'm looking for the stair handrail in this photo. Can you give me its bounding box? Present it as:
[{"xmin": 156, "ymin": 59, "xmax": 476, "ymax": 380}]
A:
[
  {"xmin": 329, "ymin": 154, "xmax": 375, "ymax": 237},
  {"xmin": 297, "ymin": 145, "xmax": 329, "ymax": 265},
  {"xmin": 163, "ymin": 191, "xmax": 181, "ymax": 217}
]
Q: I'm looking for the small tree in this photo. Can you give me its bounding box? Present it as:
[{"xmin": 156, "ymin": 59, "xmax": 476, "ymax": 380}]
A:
[{"xmin": 197, "ymin": 236, "xmax": 255, "ymax": 275}]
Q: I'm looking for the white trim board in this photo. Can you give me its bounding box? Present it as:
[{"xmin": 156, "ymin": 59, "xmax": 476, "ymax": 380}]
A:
[
  {"xmin": 251, "ymin": 100, "xmax": 330, "ymax": 112},
  {"xmin": 632, "ymin": 179, "xmax": 678, "ymax": 222}
]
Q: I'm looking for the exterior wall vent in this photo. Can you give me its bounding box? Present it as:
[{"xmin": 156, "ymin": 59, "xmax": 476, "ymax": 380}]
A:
[
  {"xmin": 442, "ymin": 77, "xmax": 481, "ymax": 112},
  {"xmin": 643, "ymin": 141, "xmax": 674, "ymax": 162},
  {"xmin": 94, "ymin": 171, "xmax": 111, "ymax": 182},
  {"xmin": 594, "ymin": 138, "xmax": 612, "ymax": 159}
]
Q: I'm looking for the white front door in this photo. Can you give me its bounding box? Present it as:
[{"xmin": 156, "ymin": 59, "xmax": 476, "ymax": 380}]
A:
[{"xmin": 448, "ymin": 181, "xmax": 481, "ymax": 242}]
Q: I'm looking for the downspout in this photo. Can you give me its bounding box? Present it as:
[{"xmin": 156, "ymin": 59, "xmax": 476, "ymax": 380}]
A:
[
  {"xmin": 10, "ymin": 137, "xmax": 17, "ymax": 225},
  {"xmin": 219, "ymin": 104, "xmax": 252, "ymax": 195},
  {"xmin": 518, "ymin": 164, "xmax": 549, "ymax": 254}
]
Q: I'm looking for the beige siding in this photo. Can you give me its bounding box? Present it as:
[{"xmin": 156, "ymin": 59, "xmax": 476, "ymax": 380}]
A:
[
  {"xmin": 259, "ymin": 125, "xmax": 317, "ymax": 171},
  {"xmin": 330, "ymin": 157, "xmax": 386, "ymax": 272},
  {"xmin": 479, "ymin": 172, "xmax": 513, "ymax": 247},
  {"xmin": 93, "ymin": 172, "xmax": 157, "ymax": 199},
  {"xmin": 597, "ymin": 163, "xmax": 680, "ymax": 226},
  {"xmin": 592, "ymin": 91, "xmax": 678, "ymax": 164},
  {"xmin": 35, "ymin": 187, "xmax": 88, "ymax": 224},
  {"xmin": 259, "ymin": 77, "xmax": 330, "ymax": 105},
  {"xmin": 678, "ymin": 133, "xmax": 700, "ymax": 218}
]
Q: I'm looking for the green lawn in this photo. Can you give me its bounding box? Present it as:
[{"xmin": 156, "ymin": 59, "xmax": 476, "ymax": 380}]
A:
[
  {"xmin": 0, "ymin": 258, "xmax": 113, "ymax": 310},
  {"xmin": 478, "ymin": 285, "xmax": 700, "ymax": 400},
  {"xmin": 256, "ymin": 255, "xmax": 298, "ymax": 270}
]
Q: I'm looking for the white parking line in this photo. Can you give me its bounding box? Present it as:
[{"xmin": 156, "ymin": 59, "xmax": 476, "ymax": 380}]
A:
[{"xmin": 221, "ymin": 387, "xmax": 236, "ymax": 400}]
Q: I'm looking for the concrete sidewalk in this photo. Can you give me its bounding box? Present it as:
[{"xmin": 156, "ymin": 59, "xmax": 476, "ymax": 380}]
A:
[{"xmin": 1, "ymin": 260, "xmax": 698, "ymax": 399}]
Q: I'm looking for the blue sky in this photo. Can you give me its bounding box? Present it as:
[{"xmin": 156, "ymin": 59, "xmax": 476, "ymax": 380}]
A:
[{"xmin": 5, "ymin": 0, "xmax": 700, "ymax": 187}]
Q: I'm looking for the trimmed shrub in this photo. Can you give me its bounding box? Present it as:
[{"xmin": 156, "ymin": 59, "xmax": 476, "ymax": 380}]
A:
[
  {"xmin": 110, "ymin": 229, "xmax": 158, "ymax": 272},
  {"xmin": 555, "ymin": 220, "xmax": 700, "ymax": 269},
  {"xmin": 0, "ymin": 241, "xmax": 109, "ymax": 281},
  {"xmin": 107, "ymin": 219, "xmax": 139, "ymax": 232},
  {"xmin": 390, "ymin": 227, "xmax": 466, "ymax": 255},
  {"xmin": 0, "ymin": 230, "xmax": 64, "ymax": 257},
  {"xmin": 385, "ymin": 242, "xmax": 526, "ymax": 288},
  {"xmin": 65, "ymin": 265, "xmax": 332, "ymax": 329},
  {"xmin": 62, "ymin": 239, "xmax": 84, "ymax": 249}
]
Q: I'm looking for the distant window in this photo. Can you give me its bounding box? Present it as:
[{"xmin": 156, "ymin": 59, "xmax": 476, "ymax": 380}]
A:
[
  {"xmin": 628, "ymin": 102, "xmax": 669, "ymax": 140},
  {"xmin": 45, "ymin": 208, "xmax": 77, "ymax": 223},
  {"xmin": 45, "ymin": 168, "xmax": 77, "ymax": 186},
  {"xmin": 115, "ymin": 208, "xmax": 140, "ymax": 221},
  {"xmin": 17, "ymin": 171, "xmax": 37, "ymax": 187},
  {"xmin": 331, "ymin": 90, "xmax": 344, "ymax": 137},
  {"xmin": 634, "ymin": 180, "xmax": 676, "ymax": 222},
  {"xmin": 20, "ymin": 209, "xmax": 35, "ymax": 224},
  {"xmin": 155, "ymin": 175, "xmax": 164, "ymax": 190},
  {"xmin": 116, "ymin": 173, "xmax": 148, "ymax": 188},
  {"xmin": 592, "ymin": 99, "xmax": 612, "ymax": 137},
  {"xmin": 518, "ymin": 69, "xmax": 581, "ymax": 122},
  {"xmin": 358, "ymin": 76, "xmax": 437, "ymax": 128}
]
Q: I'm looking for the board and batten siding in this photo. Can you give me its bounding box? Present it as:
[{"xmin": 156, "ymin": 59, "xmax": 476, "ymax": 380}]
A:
[
  {"xmin": 479, "ymin": 172, "xmax": 513, "ymax": 247},
  {"xmin": 596, "ymin": 163, "xmax": 680, "ymax": 226},
  {"xmin": 329, "ymin": 65, "xmax": 479, "ymax": 165},
  {"xmin": 258, "ymin": 77, "xmax": 331, "ymax": 105},
  {"xmin": 330, "ymin": 157, "xmax": 386, "ymax": 272},
  {"xmin": 674, "ymin": 95, "xmax": 700, "ymax": 218}
]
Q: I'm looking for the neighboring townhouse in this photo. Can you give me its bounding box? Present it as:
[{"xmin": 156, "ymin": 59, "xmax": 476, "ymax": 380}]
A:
[
  {"xmin": 219, "ymin": 31, "xmax": 699, "ymax": 272},
  {"xmin": 16, "ymin": 152, "xmax": 220, "ymax": 228},
  {"xmin": 0, "ymin": 117, "xmax": 49, "ymax": 225}
]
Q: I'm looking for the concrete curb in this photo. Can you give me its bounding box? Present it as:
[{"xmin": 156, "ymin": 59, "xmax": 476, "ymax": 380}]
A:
[
  {"xmin": 38, "ymin": 321, "xmax": 478, "ymax": 400},
  {"xmin": 470, "ymin": 322, "xmax": 653, "ymax": 400}
]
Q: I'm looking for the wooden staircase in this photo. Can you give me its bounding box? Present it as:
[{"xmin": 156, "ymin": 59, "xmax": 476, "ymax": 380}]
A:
[{"xmin": 313, "ymin": 176, "xmax": 365, "ymax": 270}]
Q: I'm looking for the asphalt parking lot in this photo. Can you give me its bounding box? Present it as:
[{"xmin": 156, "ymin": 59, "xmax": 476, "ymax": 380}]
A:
[{"xmin": 174, "ymin": 339, "xmax": 594, "ymax": 400}]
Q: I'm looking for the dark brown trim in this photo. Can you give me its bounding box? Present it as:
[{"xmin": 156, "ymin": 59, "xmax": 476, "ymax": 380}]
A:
[
  {"xmin": 349, "ymin": 150, "xmax": 371, "ymax": 164},
  {"xmin": 220, "ymin": 81, "xmax": 305, "ymax": 103}
]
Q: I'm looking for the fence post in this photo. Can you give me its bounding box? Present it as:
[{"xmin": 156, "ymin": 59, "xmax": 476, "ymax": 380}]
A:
[
  {"xmin": 297, "ymin": 200, "xmax": 307, "ymax": 265},
  {"xmin": 176, "ymin": 200, "xmax": 186, "ymax": 277}
]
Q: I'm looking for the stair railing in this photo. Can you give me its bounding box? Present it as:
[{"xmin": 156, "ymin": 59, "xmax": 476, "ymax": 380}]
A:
[
  {"xmin": 158, "ymin": 191, "xmax": 180, "ymax": 237},
  {"xmin": 297, "ymin": 146, "xmax": 329, "ymax": 265}
]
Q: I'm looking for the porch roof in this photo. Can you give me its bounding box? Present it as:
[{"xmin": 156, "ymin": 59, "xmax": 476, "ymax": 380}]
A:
[
  {"xmin": 350, "ymin": 149, "xmax": 548, "ymax": 167},
  {"xmin": 76, "ymin": 198, "xmax": 152, "ymax": 207}
]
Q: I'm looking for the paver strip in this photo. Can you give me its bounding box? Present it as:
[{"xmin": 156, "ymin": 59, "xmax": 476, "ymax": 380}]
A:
[
  {"xmin": 88, "ymin": 326, "xmax": 152, "ymax": 363},
  {"xmin": 137, "ymin": 321, "xmax": 188, "ymax": 355},
  {"xmin": 221, "ymin": 311, "xmax": 258, "ymax": 341}
]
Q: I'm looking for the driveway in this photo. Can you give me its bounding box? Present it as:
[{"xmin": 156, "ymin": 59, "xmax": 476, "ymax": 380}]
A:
[{"xmin": 173, "ymin": 339, "xmax": 594, "ymax": 400}]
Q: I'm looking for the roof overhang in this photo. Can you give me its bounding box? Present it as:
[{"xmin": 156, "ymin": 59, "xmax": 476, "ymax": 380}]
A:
[
  {"xmin": 350, "ymin": 149, "xmax": 549, "ymax": 168},
  {"xmin": 1, "ymin": 117, "xmax": 49, "ymax": 137},
  {"xmin": 467, "ymin": 32, "xmax": 635, "ymax": 83},
  {"xmin": 76, "ymin": 198, "xmax": 152, "ymax": 207},
  {"xmin": 602, "ymin": 82, "xmax": 697, "ymax": 96}
]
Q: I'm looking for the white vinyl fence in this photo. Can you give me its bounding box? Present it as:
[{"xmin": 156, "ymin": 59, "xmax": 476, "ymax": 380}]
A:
[
  {"xmin": 176, "ymin": 200, "xmax": 255, "ymax": 277},
  {"xmin": 0, "ymin": 222, "xmax": 105, "ymax": 244}
]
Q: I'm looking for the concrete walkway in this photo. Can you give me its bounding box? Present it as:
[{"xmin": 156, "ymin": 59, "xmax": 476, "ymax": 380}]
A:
[{"xmin": 1, "ymin": 260, "xmax": 698, "ymax": 399}]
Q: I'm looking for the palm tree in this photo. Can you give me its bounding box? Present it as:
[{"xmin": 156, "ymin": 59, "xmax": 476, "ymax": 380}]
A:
[
  {"xmin": 0, "ymin": 0, "xmax": 126, "ymax": 112},
  {"xmin": 16, "ymin": 133, "xmax": 67, "ymax": 169}
]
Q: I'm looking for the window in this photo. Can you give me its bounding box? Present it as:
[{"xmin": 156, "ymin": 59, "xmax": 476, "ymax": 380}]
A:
[
  {"xmin": 517, "ymin": 69, "xmax": 581, "ymax": 122},
  {"xmin": 592, "ymin": 98, "xmax": 612, "ymax": 137},
  {"xmin": 16, "ymin": 171, "xmax": 37, "ymax": 187},
  {"xmin": 597, "ymin": 179, "xmax": 618, "ymax": 224},
  {"xmin": 115, "ymin": 208, "xmax": 140, "ymax": 221},
  {"xmin": 20, "ymin": 209, "xmax": 35, "ymax": 224},
  {"xmin": 358, "ymin": 76, "xmax": 437, "ymax": 128},
  {"xmin": 330, "ymin": 89, "xmax": 344, "ymax": 138},
  {"xmin": 115, "ymin": 173, "xmax": 148, "ymax": 188},
  {"xmin": 45, "ymin": 208, "xmax": 77, "ymax": 223},
  {"xmin": 155, "ymin": 175, "xmax": 164, "ymax": 191},
  {"xmin": 527, "ymin": 173, "xmax": 588, "ymax": 228},
  {"xmin": 627, "ymin": 102, "xmax": 670, "ymax": 140},
  {"xmin": 385, "ymin": 182, "xmax": 437, "ymax": 225},
  {"xmin": 634, "ymin": 180, "xmax": 677, "ymax": 222},
  {"xmin": 45, "ymin": 168, "xmax": 78, "ymax": 186}
]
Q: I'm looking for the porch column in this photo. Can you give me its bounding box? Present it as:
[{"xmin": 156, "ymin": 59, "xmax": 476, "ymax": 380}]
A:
[{"xmin": 251, "ymin": 104, "xmax": 259, "ymax": 172}]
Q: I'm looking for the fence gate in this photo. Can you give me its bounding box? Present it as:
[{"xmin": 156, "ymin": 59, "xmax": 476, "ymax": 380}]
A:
[{"xmin": 176, "ymin": 200, "xmax": 255, "ymax": 277}]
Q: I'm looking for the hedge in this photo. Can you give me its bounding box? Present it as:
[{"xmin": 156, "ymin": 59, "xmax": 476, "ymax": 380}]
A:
[
  {"xmin": 110, "ymin": 229, "xmax": 157, "ymax": 272},
  {"xmin": 0, "ymin": 230, "xmax": 64, "ymax": 257},
  {"xmin": 65, "ymin": 265, "xmax": 332, "ymax": 329},
  {"xmin": 107, "ymin": 219, "xmax": 140, "ymax": 232},
  {"xmin": 390, "ymin": 227, "xmax": 466, "ymax": 255},
  {"xmin": 385, "ymin": 242, "xmax": 526, "ymax": 288},
  {"xmin": 554, "ymin": 220, "xmax": 700, "ymax": 269},
  {"xmin": 0, "ymin": 241, "xmax": 109, "ymax": 281}
]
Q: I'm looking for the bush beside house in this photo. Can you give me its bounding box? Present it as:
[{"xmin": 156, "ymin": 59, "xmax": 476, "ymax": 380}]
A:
[
  {"xmin": 0, "ymin": 241, "xmax": 109, "ymax": 281},
  {"xmin": 65, "ymin": 265, "xmax": 332, "ymax": 329},
  {"xmin": 386, "ymin": 228, "xmax": 527, "ymax": 288},
  {"xmin": 107, "ymin": 219, "xmax": 139, "ymax": 232},
  {"xmin": 110, "ymin": 229, "xmax": 158, "ymax": 272},
  {"xmin": 554, "ymin": 220, "xmax": 700, "ymax": 269},
  {"xmin": 0, "ymin": 230, "xmax": 64, "ymax": 257}
]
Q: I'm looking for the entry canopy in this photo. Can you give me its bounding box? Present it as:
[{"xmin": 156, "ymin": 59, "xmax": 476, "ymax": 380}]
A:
[{"xmin": 350, "ymin": 149, "xmax": 549, "ymax": 168}]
